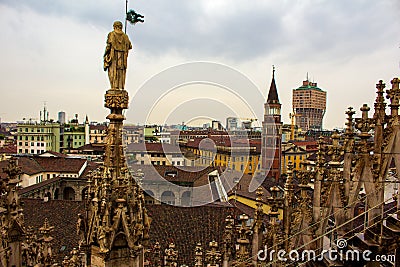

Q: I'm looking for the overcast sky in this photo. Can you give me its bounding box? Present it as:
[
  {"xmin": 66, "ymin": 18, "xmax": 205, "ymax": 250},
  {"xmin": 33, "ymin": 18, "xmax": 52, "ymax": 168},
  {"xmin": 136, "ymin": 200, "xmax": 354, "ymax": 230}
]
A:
[{"xmin": 0, "ymin": 0, "xmax": 399, "ymax": 129}]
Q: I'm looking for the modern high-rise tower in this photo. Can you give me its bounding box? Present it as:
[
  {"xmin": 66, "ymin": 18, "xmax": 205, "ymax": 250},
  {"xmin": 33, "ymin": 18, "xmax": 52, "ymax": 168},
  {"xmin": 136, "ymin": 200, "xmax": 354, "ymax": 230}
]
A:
[
  {"xmin": 261, "ymin": 67, "xmax": 282, "ymax": 180},
  {"xmin": 292, "ymin": 78, "xmax": 327, "ymax": 131}
]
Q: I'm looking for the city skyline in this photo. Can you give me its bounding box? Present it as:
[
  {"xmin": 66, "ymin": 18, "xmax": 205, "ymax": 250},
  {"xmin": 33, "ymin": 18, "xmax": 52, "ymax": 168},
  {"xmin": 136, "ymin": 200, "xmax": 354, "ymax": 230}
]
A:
[{"xmin": 0, "ymin": 0, "xmax": 399, "ymax": 129}]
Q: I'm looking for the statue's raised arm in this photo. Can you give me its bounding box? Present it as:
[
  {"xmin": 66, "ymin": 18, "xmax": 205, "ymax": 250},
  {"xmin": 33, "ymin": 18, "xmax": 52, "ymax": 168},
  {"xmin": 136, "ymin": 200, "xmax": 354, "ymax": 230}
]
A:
[{"xmin": 103, "ymin": 21, "xmax": 132, "ymax": 90}]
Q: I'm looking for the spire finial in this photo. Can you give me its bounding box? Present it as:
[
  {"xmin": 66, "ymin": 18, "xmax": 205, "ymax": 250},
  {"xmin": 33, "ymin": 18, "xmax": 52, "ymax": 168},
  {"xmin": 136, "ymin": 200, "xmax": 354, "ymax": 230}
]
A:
[
  {"xmin": 306, "ymin": 72, "xmax": 309, "ymax": 81},
  {"xmin": 272, "ymin": 65, "xmax": 275, "ymax": 78}
]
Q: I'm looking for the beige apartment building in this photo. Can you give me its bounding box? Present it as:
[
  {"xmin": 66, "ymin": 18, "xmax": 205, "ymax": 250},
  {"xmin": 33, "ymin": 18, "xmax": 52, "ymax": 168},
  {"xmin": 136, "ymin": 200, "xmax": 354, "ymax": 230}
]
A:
[{"xmin": 292, "ymin": 79, "xmax": 327, "ymax": 131}]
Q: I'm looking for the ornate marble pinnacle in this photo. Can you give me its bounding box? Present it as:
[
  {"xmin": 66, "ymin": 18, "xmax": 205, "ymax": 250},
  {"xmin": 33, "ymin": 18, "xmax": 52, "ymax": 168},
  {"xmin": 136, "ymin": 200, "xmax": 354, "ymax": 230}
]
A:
[
  {"xmin": 194, "ymin": 242, "xmax": 203, "ymax": 267},
  {"xmin": 205, "ymin": 241, "xmax": 221, "ymax": 267},
  {"xmin": 267, "ymin": 186, "xmax": 281, "ymax": 218},
  {"xmin": 284, "ymin": 161, "xmax": 294, "ymax": 193},
  {"xmin": 386, "ymin": 78, "xmax": 400, "ymax": 123},
  {"xmin": 327, "ymin": 131, "xmax": 344, "ymax": 165},
  {"xmin": 374, "ymin": 80, "xmax": 387, "ymax": 123},
  {"xmin": 222, "ymin": 216, "xmax": 234, "ymax": 263},
  {"xmin": 80, "ymin": 22, "xmax": 150, "ymax": 266},
  {"xmin": 164, "ymin": 243, "xmax": 178, "ymax": 267},
  {"xmin": 345, "ymin": 107, "xmax": 356, "ymax": 135},
  {"xmin": 354, "ymin": 104, "xmax": 375, "ymax": 154}
]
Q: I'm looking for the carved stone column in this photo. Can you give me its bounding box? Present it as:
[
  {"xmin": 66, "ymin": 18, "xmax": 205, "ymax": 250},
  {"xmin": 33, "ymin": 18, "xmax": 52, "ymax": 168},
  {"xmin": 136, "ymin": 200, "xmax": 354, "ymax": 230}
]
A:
[{"xmin": 83, "ymin": 83, "xmax": 149, "ymax": 267}]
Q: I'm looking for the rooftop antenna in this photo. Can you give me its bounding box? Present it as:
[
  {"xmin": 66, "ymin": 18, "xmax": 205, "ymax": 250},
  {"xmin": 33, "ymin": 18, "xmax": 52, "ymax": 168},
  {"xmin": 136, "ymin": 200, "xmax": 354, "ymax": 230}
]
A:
[
  {"xmin": 272, "ymin": 65, "xmax": 275, "ymax": 78},
  {"xmin": 306, "ymin": 72, "xmax": 309, "ymax": 81},
  {"xmin": 41, "ymin": 101, "xmax": 48, "ymax": 122}
]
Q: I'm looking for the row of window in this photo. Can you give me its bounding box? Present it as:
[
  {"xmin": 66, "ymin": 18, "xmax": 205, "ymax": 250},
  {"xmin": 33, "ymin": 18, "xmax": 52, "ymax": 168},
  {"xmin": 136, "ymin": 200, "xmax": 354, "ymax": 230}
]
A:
[
  {"xmin": 286, "ymin": 155, "xmax": 305, "ymax": 161},
  {"xmin": 68, "ymin": 135, "xmax": 84, "ymax": 140},
  {"xmin": 18, "ymin": 135, "xmax": 46, "ymax": 141},
  {"xmin": 18, "ymin": 141, "xmax": 46, "ymax": 147},
  {"xmin": 19, "ymin": 149, "xmax": 46, "ymax": 154},
  {"xmin": 150, "ymin": 160, "xmax": 182, "ymax": 166},
  {"xmin": 19, "ymin": 128, "xmax": 52, "ymax": 133}
]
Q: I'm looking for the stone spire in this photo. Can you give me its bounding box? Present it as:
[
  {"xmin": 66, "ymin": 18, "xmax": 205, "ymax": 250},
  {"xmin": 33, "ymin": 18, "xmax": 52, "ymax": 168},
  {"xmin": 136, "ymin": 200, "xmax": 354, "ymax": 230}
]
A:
[
  {"xmin": 164, "ymin": 243, "xmax": 178, "ymax": 267},
  {"xmin": 194, "ymin": 242, "xmax": 203, "ymax": 267},
  {"xmin": 233, "ymin": 214, "xmax": 251, "ymax": 267},
  {"xmin": 80, "ymin": 21, "xmax": 150, "ymax": 267},
  {"xmin": 283, "ymin": 161, "xmax": 294, "ymax": 251},
  {"xmin": 0, "ymin": 158, "xmax": 25, "ymax": 267},
  {"xmin": 251, "ymin": 187, "xmax": 264, "ymax": 266},
  {"xmin": 267, "ymin": 66, "xmax": 280, "ymax": 105},
  {"xmin": 222, "ymin": 216, "xmax": 234, "ymax": 267},
  {"xmin": 205, "ymin": 241, "xmax": 221, "ymax": 267}
]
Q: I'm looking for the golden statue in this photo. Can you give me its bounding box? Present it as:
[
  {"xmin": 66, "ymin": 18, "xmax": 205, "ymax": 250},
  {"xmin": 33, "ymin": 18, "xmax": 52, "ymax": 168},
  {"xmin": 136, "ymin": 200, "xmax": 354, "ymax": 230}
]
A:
[{"xmin": 104, "ymin": 21, "xmax": 132, "ymax": 90}]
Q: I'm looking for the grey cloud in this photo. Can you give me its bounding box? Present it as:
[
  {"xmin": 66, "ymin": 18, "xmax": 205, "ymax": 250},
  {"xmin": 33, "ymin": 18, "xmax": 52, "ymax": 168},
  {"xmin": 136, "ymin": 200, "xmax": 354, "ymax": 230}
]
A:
[{"xmin": 2, "ymin": 0, "xmax": 398, "ymax": 63}]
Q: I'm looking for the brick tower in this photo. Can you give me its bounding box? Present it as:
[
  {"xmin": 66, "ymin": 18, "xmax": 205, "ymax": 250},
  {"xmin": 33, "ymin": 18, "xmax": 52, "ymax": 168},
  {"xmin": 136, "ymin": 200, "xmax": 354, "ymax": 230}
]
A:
[{"xmin": 261, "ymin": 67, "xmax": 282, "ymax": 180}]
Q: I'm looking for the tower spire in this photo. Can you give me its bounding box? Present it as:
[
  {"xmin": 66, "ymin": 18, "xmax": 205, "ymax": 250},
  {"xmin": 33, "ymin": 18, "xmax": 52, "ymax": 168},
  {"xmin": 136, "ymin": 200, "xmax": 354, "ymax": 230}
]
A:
[{"xmin": 267, "ymin": 65, "xmax": 280, "ymax": 104}]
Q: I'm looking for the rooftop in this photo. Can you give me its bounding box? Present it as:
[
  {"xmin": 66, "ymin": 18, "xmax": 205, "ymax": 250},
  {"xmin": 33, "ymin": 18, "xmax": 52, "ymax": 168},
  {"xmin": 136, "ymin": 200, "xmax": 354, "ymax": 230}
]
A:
[{"xmin": 294, "ymin": 80, "xmax": 325, "ymax": 92}]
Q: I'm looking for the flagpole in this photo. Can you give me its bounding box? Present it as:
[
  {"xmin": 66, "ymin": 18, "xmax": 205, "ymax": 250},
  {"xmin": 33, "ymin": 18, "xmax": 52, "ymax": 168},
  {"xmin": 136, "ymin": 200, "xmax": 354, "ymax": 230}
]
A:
[{"xmin": 125, "ymin": 0, "xmax": 128, "ymax": 33}]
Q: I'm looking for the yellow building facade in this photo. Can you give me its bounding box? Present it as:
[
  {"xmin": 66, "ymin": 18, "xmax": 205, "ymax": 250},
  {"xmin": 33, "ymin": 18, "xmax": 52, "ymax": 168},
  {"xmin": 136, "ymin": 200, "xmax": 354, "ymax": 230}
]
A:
[{"xmin": 184, "ymin": 140, "xmax": 261, "ymax": 175}]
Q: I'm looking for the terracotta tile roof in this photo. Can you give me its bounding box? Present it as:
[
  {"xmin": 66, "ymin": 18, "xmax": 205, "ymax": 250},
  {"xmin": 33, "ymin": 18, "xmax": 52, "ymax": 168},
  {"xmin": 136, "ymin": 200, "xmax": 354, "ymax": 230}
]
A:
[
  {"xmin": 0, "ymin": 144, "xmax": 17, "ymax": 154},
  {"xmin": 39, "ymin": 151, "xmax": 67, "ymax": 157},
  {"xmin": 75, "ymin": 143, "xmax": 105, "ymax": 152},
  {"xmin": 31, "ymin": 157, "xmax": 86, "ymax": 173},
  {"xmin": 290, "ymin": 141, "xmax": 318, "ymax": 152},
  {"xmin": 129, "ymin": 165, "xmax": 217, "ymax": 183},
  {"xmin": 173, "ymin": 130, "xmax": 229, "ymax": 137},
  {"xmin": 184, "ymin": 137, "xmax": 260, "ymax": 154},
  {"xmin": 15, "ymin": 157, "xmax": 43, "ymax": 175},
  {"xmin": 22, "ymin": 198, "xmax": 85, "ymax": 262},
  {"xmin": 228, "ymin": 199, "xmax": 257, "ymax": 218},
  {"xmin": 0, "ymin": 157, "xmax": 87, "ymax": 177},
  {"xmin": 22, "ymin": 198, "xmax": 246, "ymax": 265},
  {"xmin": 127, "ymin": 143, "xmax": 182, "ymax": 154},
  {"xmin": 89, "ymin": 125, "xmax": 107, "ymax": 130},
  {"xmin": 146, "ymin": 204, "xmax": 242, "ymax": 265},
  {"xmin": 226, "ymin": 173, "xmax": 271, "ymax": 201}
]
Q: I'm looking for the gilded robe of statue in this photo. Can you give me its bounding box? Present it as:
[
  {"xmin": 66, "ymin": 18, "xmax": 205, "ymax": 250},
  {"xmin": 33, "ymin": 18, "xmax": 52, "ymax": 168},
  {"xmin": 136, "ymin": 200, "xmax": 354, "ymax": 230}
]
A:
[{"xmin": 104, "ymin": 21, "xmax": 132, "ymax": 90}]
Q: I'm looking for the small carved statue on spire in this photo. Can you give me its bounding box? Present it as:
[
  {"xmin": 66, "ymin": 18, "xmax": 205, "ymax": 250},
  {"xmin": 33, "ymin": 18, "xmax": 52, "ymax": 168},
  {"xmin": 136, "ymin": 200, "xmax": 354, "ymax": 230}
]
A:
[{"xmin": 104, "ymin": 21, "xmax": 132, "ymax": 90}]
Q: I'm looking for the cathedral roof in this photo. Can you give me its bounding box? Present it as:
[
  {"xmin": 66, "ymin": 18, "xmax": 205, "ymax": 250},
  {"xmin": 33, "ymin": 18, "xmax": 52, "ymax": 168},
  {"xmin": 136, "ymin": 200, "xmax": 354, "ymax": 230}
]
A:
[{"xmin": 21, "ymin": 198, "xmax": 245, "ymax": 266}]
